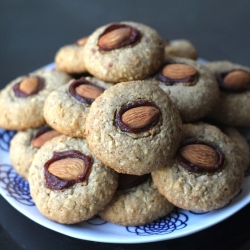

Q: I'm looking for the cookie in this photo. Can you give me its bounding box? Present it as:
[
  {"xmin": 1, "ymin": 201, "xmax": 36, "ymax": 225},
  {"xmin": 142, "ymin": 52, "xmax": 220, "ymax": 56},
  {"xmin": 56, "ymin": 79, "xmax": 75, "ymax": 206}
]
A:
[
  {"xmin": 151, "ymin": 56, "xmax": 220, "ymax": 122},
  {"xmin": 0, "ymin": 69, "xmax": 71, "ymax": 130},
  {"xmin": 222, "ymin": 126, "xmax": 250, "ymax": 172},
  {"xmin": 44, "ymin": 76, "xmax": 113, "ymax": 137},
  {"xmin": 55, "ymin": 37, "xmax": 88, "ymax": 74},
  {"xmin": 85, "ymin": 80, "xmax": 182, "ymax": 175},
  {"xmin": 98, "ymin": 174, "xmax": 174, "ymax": 226},
  {"xmin": 151, "ymin": 122, "xmax": 244, "ymax": 212},
  {"xmin": 205, "ymin": 60, "xmax": 250, "ymax": 126},
  {"xmin": 164, "ymin": 39, "xmax": 198, "ymax": 60},
  {"xmin": 83, "ymin": 21, "xmax": 165, "ymax": 82},
  {"xmin": 28, "ymin": 135, "xmax": 119, "ymax": 224},
  {"xmin": 9, "ymin": 125, "xmax": 60, "ymax": 180}
]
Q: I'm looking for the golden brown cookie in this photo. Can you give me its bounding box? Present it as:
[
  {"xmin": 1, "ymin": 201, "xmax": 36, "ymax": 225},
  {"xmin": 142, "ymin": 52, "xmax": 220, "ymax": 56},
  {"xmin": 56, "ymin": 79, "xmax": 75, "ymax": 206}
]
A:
[
  {"xmin": 44, "ymin": 76, "xmax": 113, "ymax": 137},
  {"xmin": 151, "ymin": 122, "xmax": 244, "ymax": 212},
  {"xmin": 9, "ymin": 125, "xmax": 61, "ymax": 180},
  {"xmin": 55, "ymin": 37, "xmax": 88, "ymax": 74},
  {"xmin": 151, "ymin": 56, "xmax": 220, "ymax": 122},
  {"xmin": 205, "ymin": 60, "xmax": 250, "ymax": 126},
  {"xmin": 164, "ymin": 39, "xmax": 198, "ymax": 60},
  {"xmin": 99, "ymin": 174, "xmax": 174, "ymax": 226},
  {"xmin": 83, "ymin": 21, "xmax": 165, "ymax": 82},
  {"xmin": 85, "ymin": 80, "xmax": 182, "ymax": 175},
  {"xmin": 222, "ymin": 126, "xmax": 250, "ymax": 172},
  {"xmin": 29, "ymin": 135, "xmax": 119, "ymax": 224},
  {"xmin": 0, "ymin": 69, "xmax": 71, "ymax": 130}
]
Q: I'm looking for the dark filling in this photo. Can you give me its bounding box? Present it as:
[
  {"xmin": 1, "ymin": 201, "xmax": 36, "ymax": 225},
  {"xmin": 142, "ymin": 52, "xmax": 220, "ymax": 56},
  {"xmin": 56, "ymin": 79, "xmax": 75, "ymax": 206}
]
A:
[
  {"xmin": 44, "ymin": 150, "xmax": 92, "ymax": 190},
  {"xmin": 216, "ymin": 70, "xmax": 250, "ymax": 93},
  {"xmin": 69, "ymin": 72, "xmax": 92, "ymax": 80},
  {"xmin": 115, "ymin": 99, "xmax": 161, "ymax": 133},
  {"xmin": 13, "ymin": 76, "xmax": 45, "ymax": 97},
  {"xmin": 98, "ymin": 23, "xmax": 141, "ymax": 51},
  {"xmin": 118, "ymin": 173, "xmax": 150, "ymax": 190},
  {"xmin": 155, "ymin": 62, "xmax": 198, "ymax": 85},
  {"xmin": 176, "ymin": 138, "xmax": 225, "ymax": 174},
  {"xmin": 68, "ymin": 77, "xmax": 104, "ymax": 105}
]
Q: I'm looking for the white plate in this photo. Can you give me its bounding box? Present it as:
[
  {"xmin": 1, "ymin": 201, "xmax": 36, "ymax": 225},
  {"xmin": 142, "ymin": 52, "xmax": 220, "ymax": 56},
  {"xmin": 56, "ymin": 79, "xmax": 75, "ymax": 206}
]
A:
[{"xmin": 1, "ymin": 62, "xmax": 250, "ymax": 244}]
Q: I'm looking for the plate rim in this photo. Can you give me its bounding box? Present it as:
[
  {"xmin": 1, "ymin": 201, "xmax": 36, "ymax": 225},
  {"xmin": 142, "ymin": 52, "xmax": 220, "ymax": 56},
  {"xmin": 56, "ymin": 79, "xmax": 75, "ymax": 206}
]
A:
[{"xmin": 1, "ymin": 59, "xmax": 250, "ymax": 243}]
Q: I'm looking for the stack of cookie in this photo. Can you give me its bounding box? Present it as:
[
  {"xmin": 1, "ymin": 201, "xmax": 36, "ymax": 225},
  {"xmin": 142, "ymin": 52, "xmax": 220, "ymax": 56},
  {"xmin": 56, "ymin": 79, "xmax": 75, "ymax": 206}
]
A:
[{"xmin": 0, "ymin": 21, "xmax": 249, "ymax": 226}]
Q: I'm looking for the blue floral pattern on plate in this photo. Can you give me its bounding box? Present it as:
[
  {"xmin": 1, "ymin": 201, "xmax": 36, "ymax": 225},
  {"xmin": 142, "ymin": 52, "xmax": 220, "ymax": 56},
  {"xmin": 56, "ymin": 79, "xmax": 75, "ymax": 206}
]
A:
[{"xmin": 0, "ymin": 124, "xmax": 250, "ymax": 243}]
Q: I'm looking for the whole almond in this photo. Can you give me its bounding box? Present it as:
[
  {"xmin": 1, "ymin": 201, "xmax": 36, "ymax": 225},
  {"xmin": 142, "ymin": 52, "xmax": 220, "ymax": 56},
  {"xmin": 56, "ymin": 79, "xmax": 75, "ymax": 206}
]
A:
[
  {"xmin": 75, "ymin": 85, "xmax": 103, "ymax": 99},
  {"xmin": 179, "ymin": 144, "xmax": 219, "ymax": 168},
  {"xmin": 19, "ymin": 77, "xmax": 40, "ymax": 94},
  {"xmin": 121, "ymin": 106, "xmax": 160, "ymax": 129},
  {"xmin": 98, "ymin": 27, "xmax": 131, "ymax": 50},
  {"xmin": 32, "ymin": 130, "xmax": 61, "ymax": 148},
  {"xmin": 162, "ymin": 64, "xmax": 197, "ymax": 79},
  {"xmin": 48, "ymin": 158, "xmax": 85, "ymax": 181},
  {"xmin": 223, "ymin": 70, "xmax": 250, "ymax": 89}
]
